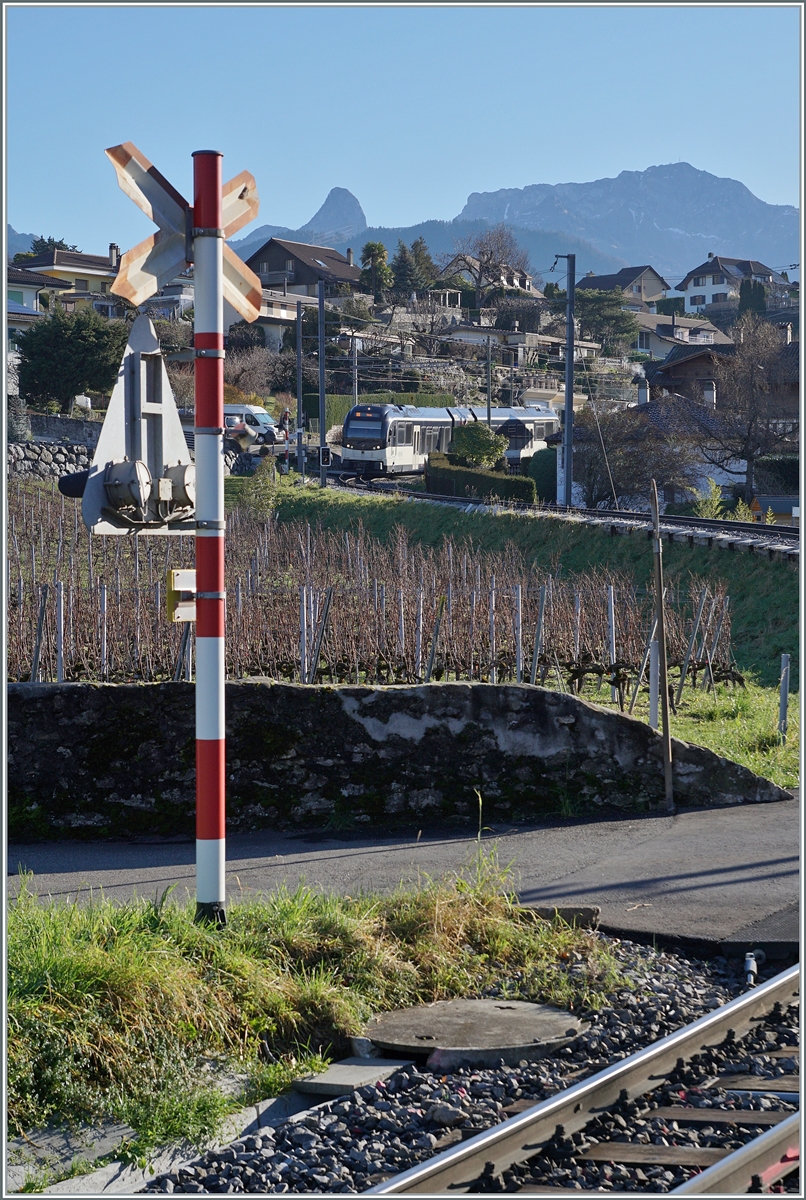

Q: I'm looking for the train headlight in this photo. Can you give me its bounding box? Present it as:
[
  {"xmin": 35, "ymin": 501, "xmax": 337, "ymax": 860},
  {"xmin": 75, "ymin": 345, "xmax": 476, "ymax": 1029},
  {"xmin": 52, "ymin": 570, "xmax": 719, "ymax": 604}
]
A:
[{"xmin": 104, "ymin": 459, "xmax": 151, "ymax": 510}]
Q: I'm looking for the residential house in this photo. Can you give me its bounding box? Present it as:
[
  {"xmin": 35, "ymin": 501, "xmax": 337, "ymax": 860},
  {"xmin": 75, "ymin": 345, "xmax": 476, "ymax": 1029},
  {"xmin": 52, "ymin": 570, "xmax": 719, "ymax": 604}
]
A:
[
  {"xmin": 436, "ymin": 255, "xmax": 539, "ymax": 296},
  {"xmin": 750, "ymin": 495, "xmax": 799, "ymax": 526},
  {"xmin": 245, "ymin": 237, "xmax": 362, "ymax": 298},
  {"xmin": 629, "ymin": 311, "xmax": 731, "ymax": 360},
  {"xmin": 643, "ymin": 342, "xmax": 800, "ymax": 418},
  {"xmin": 7, "ymin": 266, "xmax": 71, "ymax": 349},
  {"xmin": 442, "ymin": 324, "xmax": 600, "ymax": 366},
  {"xmin": 672, "ymin": 253, "xmax": 791, "ymax": 314},
  {"xmin": 18, "ymin": 244, "xmax": 127, "ymax": 317},
  {"xmin": 577, "ymin": 265, "xmax": 671, "ymax": 309}
]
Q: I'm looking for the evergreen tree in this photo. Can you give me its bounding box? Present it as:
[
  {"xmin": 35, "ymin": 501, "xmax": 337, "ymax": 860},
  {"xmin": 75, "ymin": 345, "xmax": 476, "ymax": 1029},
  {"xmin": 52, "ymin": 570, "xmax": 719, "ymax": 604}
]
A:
[
  {"xmin": 738, "ymin": 278, "xmax": 766, "ymax": 315},
  {"xmin": 410, "ymin": 237, "xmax": 438, "ymax": 290},
  {"xmin": 13, "ymin": 235, "xmax": 80, "ymax": 263},
  {"xmin": 17, "ymin": 303, "xmax": 129, "ymax": 413},
  {"xmin": 391, "ymin": 241, "xmax": 416, "ymax": 294}
]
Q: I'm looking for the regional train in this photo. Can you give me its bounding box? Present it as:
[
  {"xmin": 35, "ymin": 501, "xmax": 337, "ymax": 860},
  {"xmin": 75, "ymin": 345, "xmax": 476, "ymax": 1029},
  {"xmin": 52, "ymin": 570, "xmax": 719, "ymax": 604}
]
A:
[{"xmin": 339, "ymin": 403, "xmax": 560, "ymax": 477}]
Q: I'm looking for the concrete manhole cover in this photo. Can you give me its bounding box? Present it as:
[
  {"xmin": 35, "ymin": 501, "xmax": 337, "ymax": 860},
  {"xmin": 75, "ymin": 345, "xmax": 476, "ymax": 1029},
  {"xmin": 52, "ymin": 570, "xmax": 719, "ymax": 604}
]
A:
[{"xmin": 364, "ymin": 998, "xmax": 587, "ymax": 1070}]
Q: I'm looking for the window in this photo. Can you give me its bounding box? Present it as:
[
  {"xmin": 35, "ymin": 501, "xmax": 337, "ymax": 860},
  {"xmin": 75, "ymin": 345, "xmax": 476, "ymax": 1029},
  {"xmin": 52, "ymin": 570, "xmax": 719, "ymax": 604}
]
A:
[
  {"xmin": 260, "ymin": 262, "xmax": 268, "ymax": 273},
  {"xmin": 8, "ymin": 290, "xmax": 23, "ymax": 304},
  {"xmin": 712, "ymin": 292, "xmax": 728, "ymax": 303},
  {"xmin": 693, "ymin": 276, "xmax": 706, "ymax": 287},
  {"xmin": 285, "ymin": 259, "xmax": 294, "ymax": 272},
  {"xmin": 711, "ymin": 274, "xmax": 724, "ymax": 285},
  {"xmin": 689, "ymin": 295, "xmax": 706, "ymax": 306},
  {"xmin": 100, "ymin": 282, "xmax": 110, "ymax": 293},
  {"xmin": 632, "ymin": 284, "xmax": 641, "ymax": 294},
  {"xmin": 637, "ymin": 331, "xmax": 651, "ymax": 350},
  {"xmin": 74, "ymin": 279, "xmax": 88, "ymax": 291}
]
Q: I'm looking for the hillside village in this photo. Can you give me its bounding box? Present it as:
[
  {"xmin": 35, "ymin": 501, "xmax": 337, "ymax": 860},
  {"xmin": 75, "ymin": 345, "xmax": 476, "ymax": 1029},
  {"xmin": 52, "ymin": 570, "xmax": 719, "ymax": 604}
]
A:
[{"xmin": 7, "ymin": 208, "xmax": 800, "ymax": 521}]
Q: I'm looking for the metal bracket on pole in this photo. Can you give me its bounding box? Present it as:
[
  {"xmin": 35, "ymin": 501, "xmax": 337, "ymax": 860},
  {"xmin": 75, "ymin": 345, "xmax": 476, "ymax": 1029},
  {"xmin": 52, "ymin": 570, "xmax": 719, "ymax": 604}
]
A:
[
  {"xmin": 195, "ymin": 427, "xmax": 225, "ymax": 435},
  {"xmin": 196, "ymin": 519, "xmax": 225, "ymax": 530},
  {"xmin": 195, "ymin": 349, "xmax": 226, "ymax": 359},
  {"xmin": 192, "ymin": 227, "xmax": 226, "ymax": 238}
]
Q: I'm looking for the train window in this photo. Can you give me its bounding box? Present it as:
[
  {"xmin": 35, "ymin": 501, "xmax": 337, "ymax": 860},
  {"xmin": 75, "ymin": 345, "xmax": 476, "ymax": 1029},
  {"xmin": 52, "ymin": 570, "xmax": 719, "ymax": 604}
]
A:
[
  {"xmin": 403, "ymin": 425, "xmax": 413, "ymax": 445},
  {"xmin": 345, "ymin": 416, "xmax": 383, "ymax": 439},
  {"xmin": 413, "ymin": 428, "xmax": 420, "ymax": 453}
]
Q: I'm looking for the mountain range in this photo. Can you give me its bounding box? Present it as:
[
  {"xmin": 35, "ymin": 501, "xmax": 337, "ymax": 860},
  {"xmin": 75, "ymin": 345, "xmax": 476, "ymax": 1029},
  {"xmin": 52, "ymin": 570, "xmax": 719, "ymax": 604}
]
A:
[{"xmin": 9, "ymin": 163, "xmax": 799, "ymax": 286}]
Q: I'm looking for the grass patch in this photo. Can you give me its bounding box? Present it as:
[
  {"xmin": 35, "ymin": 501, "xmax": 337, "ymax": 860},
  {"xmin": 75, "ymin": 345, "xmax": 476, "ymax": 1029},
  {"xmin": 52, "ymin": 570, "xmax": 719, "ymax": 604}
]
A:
[
  {"xmin": 8, "ymin": 852, "xmax": 622, "ymax": 1149},
  {"xmin": 272, "ymin": 487, "xmax": 798, "ymax": 688}
]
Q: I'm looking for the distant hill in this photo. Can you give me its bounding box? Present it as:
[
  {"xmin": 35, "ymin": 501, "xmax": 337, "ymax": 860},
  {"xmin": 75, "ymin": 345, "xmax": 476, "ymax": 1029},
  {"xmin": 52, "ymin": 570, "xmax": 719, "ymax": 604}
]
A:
[
  {"xmin": 457, "ymin": 164, "xmax": 800, "ymax": 282},
  {"xmin": 7, "ymin": 225, "xmax": 36, "ymax": 259},
  {"xmin": 230, "ymin": 196, "xmax": 624, "ymax": 281}
]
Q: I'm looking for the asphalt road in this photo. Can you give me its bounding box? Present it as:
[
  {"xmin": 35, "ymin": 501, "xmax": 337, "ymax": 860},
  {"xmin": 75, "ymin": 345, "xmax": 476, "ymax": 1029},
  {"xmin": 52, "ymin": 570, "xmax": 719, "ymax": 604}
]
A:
[{"xmin": 8, "ymin": 800, "xmax": 800, "ymax": 949}]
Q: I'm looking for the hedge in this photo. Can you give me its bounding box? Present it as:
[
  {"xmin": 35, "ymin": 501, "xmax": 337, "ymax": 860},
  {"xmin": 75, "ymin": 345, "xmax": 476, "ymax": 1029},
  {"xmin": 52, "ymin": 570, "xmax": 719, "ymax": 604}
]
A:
[
  {"xmin": 425, "ymin": 453, "xmax": 536, "ymax": 503},
  {"xmin": 525, "ymin": 447, "xmax": 557, "ymax": 502},
  {"xmin": 302, "ymin": 392, "xmax": 455, "ymax": 432}
]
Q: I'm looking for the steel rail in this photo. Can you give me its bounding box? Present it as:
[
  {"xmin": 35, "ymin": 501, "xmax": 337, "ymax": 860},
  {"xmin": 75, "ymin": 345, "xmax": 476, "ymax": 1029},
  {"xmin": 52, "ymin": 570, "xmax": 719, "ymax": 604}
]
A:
[
  {"xmin": 671, "ymin": 1110, "xmax": 800, "ymax": 1193},
  {"xmin": 367, "ymin": 964, "xmax": 799, "ymax": 1195},
  {"xmin": 348, "ymin": 479, "xmax": 800, "ymax": 546}
]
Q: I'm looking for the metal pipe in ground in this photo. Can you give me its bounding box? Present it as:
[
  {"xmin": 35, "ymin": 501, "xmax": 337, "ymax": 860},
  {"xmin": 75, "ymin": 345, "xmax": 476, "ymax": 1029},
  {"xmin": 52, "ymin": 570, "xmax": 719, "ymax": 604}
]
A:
[
  {"xmin": 779, "ymin": 653, "xmax": 790, "ymax": 744},
  {"xmin": 193, "ymin": 149, "xmax": 227, "ymax": 927},
  {"xmin": 649, "ymin": 640, "xmax": 659, "ymax": 730},
  {"xmin": 650, "ymin": 480, "xmax": 674, "ymax": 812}
]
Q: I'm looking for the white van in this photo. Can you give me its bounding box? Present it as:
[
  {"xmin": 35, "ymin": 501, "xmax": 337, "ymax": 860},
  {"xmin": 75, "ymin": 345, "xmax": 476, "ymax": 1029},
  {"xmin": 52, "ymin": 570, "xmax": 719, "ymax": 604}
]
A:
[{"xmin": 223, "ymin": 405, "xmax": 278, "ymax": 445}]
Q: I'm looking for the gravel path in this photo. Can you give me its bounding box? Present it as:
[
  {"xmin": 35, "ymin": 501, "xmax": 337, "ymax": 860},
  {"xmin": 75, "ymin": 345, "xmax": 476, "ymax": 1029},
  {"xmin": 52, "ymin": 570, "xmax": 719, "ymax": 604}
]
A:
[{"xmin": 138, "ymin": 937, "xmax": 798, "ymax": 1194}]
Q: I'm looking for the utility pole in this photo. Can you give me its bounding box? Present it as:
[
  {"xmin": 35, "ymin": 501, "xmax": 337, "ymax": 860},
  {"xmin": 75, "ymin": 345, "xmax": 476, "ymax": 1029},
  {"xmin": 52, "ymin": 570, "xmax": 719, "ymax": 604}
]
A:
[
  {"xmin": 486, "ymin": 335, "xmax": 492, "ymax": 426},
  {"xmin": 554, "ymin": 253, "xmax": 575, "ymax": 506},
  {"xmin": 352, "ymin": 334, "xmax": 358, "ymax": 406},
  {"xmin": 318, "ymin": 280, "xmax": 327, "ymax": 487},
  {"xmin": 296, "ymin": 301, "xmax": 304, "ymax": 482}
]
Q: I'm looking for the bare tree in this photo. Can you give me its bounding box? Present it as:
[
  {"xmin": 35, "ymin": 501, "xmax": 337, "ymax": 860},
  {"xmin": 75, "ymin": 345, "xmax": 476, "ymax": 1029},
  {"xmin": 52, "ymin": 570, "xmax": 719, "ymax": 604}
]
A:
[
  {"xmin": 573, "ymin": 401, "xmax": 701, "ymax": 510},
  {"xmin": 691, "ymin": 313, "xmax": 798, "ymax": 501},
  {"xmin": 439, "ymin": 224, "xmax": 530, "ymax": 309}
]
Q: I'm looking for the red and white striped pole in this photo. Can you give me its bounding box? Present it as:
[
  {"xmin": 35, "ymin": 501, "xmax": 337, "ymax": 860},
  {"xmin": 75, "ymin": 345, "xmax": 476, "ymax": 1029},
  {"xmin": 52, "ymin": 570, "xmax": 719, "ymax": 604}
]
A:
[{"xmin": 193, "ymin": 150, "xmax": 227, "ymax": 925}]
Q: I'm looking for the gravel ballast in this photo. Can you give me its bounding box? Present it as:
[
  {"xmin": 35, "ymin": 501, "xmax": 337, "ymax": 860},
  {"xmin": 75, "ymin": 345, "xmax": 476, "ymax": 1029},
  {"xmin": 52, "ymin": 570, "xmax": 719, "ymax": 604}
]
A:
[{"xmin": 138, "ymin": 937, "xmax": 799, "ymax": 1195}]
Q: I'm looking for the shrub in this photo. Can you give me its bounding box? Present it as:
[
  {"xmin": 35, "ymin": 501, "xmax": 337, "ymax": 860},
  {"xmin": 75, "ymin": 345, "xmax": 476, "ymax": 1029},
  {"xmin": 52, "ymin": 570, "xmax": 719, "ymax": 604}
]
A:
[
  {"xmin": 449, "ymin": 423, "xmax": 509, "ymax": 468},
  {"xmin": 426, "ymin": 452, "xmax": 536, "ymax": 503},
  {"xmin": 526, "ymin": 448, "xmax": 557, "ymax": 502}
]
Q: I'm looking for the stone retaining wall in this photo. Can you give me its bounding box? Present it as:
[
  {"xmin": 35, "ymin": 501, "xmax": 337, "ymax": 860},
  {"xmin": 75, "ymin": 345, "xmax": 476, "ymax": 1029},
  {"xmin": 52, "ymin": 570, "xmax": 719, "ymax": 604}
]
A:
[
  {"xmin": 7, "ymin": 681, "xmax": 788, "ymax": 841},
  {"xmin": 7, "ymin": 442, "xmax": 90, "ymax": 479},
  {"xmin": 29, "ymin": 414, "xmax": 102, "ymax": 449}
]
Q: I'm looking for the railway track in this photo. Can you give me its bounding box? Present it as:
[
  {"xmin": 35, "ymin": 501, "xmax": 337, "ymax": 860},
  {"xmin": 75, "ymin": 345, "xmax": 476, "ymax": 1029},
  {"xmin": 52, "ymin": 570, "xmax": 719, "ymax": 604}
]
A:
[
  {"xmin": 334, "ymin": 475, "xmax": 798, "ymax": 561},
  {"xmin": 367, "ymin": 965, "xmax": 800, "ymax": 1195}
]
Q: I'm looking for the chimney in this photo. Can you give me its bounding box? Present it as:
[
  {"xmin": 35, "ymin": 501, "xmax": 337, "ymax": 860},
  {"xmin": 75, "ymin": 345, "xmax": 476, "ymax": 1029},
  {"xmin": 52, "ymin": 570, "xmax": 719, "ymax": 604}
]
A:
[
  {"xmin": 702, "ymin": 380, "xmax": 716, "ymax": 409},
  {"xmin": 586, "ymin": 271, "xmax": 594, "ymax": 277},
  {"xmin": 346, "ymin": 248, "xmax": 354, "ymax": 266},
  {"xmin": 637, "ymin": 379, "xmax": 648, "ymax": 405},
  {"xmin": 707, "ymin": 252, "xmax": 714, "ymax": 260},
  {"xmin": 108, "ymin": 242, "xmax": 120, "ymax": 268}
]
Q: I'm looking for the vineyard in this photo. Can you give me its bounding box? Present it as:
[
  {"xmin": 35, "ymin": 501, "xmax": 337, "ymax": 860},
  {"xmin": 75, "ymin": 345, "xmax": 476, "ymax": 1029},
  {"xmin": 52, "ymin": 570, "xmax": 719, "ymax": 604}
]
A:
[{"xmin": 8, "ymin": 479, "xmax": 736, "ymax": 714}]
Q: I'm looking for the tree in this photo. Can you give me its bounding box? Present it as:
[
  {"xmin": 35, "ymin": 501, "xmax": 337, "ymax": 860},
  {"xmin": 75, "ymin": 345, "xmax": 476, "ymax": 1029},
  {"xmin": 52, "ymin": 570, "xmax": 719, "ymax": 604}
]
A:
[
  {"xmin": 546, "ymin": 286, "xmax": 639, "ymax": 354},
  {"xmin": 390, "ymin": 241, "xmax": 416, "ymax": 294},
  {"xmin": 410, "ymin": 237, "xmax": 438, "ymax": 290},
  {"xmin": 360, "ymin": 242, "xmax": 393, "ymax": 296},
  {"xmin": 443, "ymin": 225, "xmax": 529, "ymax": 309},
  {"xmin": 738, "ymin": 278, "xmax": 766, "ymax": 316},
  {"xmin": 449, "ymin": 423, "xmax": 508, "ymax": 468},
  {"xmin": 572, "ymin": 401, "xmax": 701, "ymax": 509},
  {"xmin": 13, "ymin": 235, "xmax": 80, "ymax": 263},
  {"xmin": 691, "ymin": 313, "xmax": 797, "ymax": 501},
  {"xmin": 17, "ymin": 303, "xmax": 129, "ymax": 413},
  {"xmin": 494, "ymin": 296, "xmax": 545, "ymax": 333},
  {"xmin": 227, "ymin": 319, "xmax": 266, "ymax": 350}
]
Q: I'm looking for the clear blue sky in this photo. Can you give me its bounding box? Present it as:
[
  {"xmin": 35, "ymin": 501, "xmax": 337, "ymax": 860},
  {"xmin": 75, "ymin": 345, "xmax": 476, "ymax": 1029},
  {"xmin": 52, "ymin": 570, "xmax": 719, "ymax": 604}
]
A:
[{"xmin": 5, "ymin": 4, "xmax": 802, "ymax": 254}]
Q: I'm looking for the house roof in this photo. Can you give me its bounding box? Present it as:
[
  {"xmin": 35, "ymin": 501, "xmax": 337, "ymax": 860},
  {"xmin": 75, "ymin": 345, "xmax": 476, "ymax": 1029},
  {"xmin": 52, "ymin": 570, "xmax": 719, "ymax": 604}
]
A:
[
  {"xmin": 632, "ymin": 310, "xmax": 733, "ymax": 345},
  {"xmin": 7, "ymin": 300, "xmax": 42, "ymax": 316},
  {"xmin": 645, "ymin": 340, "xmax": 800, "ymax": 386},
  {"xmin": 577, "ymin": 266, "xmax": 671, "ymax": 293},
  {"xmin": 7, "ymin": 265, "xmax": 71, "ymax": 289},
  {"xmin": 751, "ymin": 495, "xmax": 799, "ymax": 511},
  {"xmin": 246, "ymin": 237, "xmax": 361, "ymax": 284},
  {"xmin": 16, "ymin": 249, "xmax": 119, "ymax": 274},
  {"xmin": 436, "ymin": 253, "xmax": 534, "ymax": 286},
  {"xmin": 677, "ymin": 257, "xmax": 786, "ymax": 291}
]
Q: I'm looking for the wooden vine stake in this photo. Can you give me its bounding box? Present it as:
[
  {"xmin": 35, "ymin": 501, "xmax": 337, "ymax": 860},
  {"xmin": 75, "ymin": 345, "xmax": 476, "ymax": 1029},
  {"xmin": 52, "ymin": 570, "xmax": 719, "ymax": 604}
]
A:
[{"xmin": 650, "ymin": 480, "xmax": 674, "ymax": 813}]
